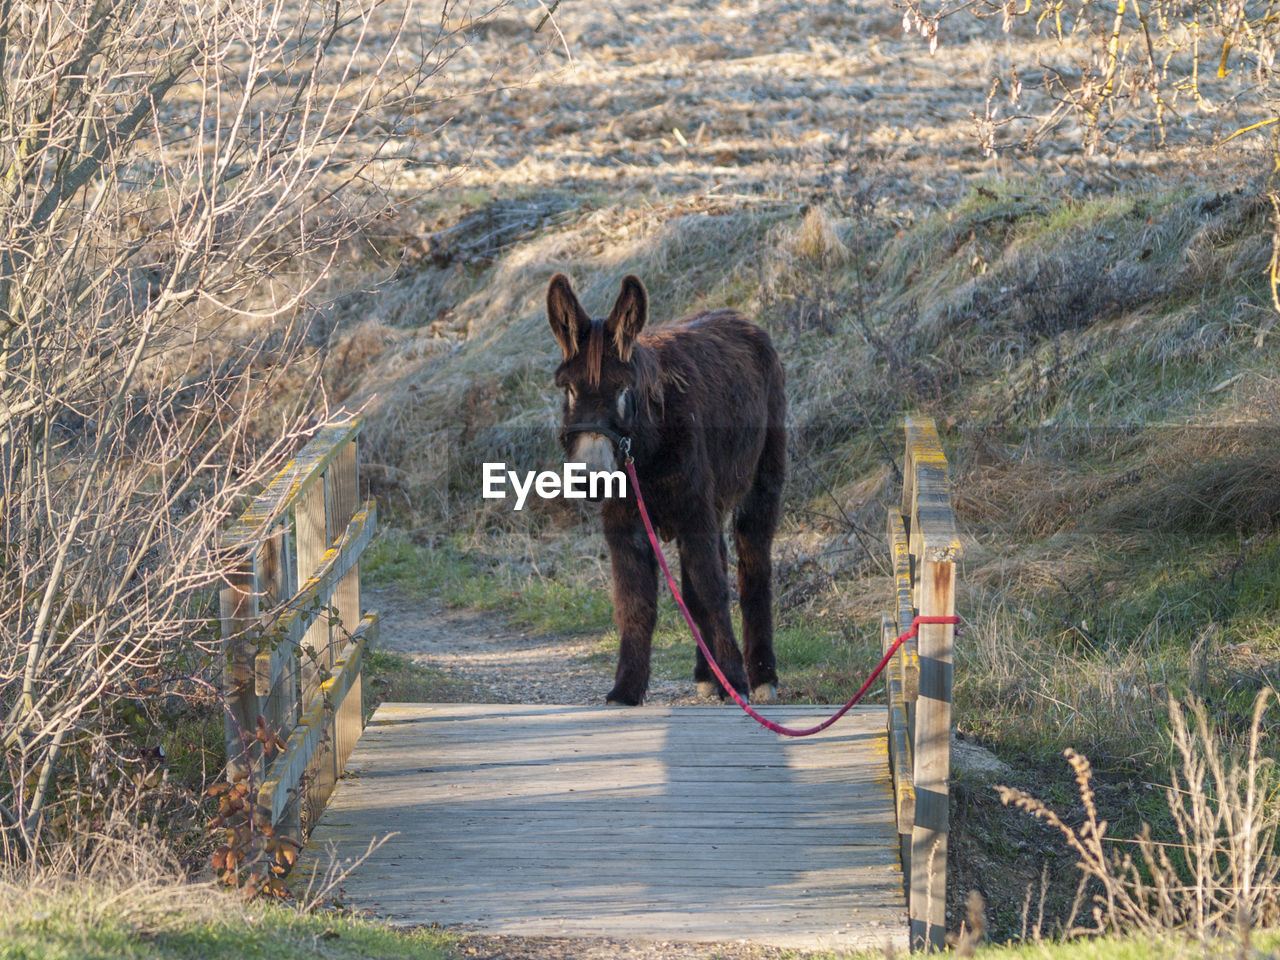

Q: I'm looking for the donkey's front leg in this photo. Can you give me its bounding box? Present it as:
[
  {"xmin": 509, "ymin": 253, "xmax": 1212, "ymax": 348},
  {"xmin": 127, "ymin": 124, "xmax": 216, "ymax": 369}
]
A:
[
  {"xmin": 603, "ymin": 516, "xmax": 658, "ymax": 706},
  {"xmin": 679, "ymin": 527, "xmax": 750, "ymax": 700}
]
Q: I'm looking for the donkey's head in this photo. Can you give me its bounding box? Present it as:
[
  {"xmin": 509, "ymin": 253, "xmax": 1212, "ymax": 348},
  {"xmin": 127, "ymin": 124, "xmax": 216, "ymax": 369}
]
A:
[{"xmin": 548, "ymin": 273, "xmax": 657, "ymax": 476}]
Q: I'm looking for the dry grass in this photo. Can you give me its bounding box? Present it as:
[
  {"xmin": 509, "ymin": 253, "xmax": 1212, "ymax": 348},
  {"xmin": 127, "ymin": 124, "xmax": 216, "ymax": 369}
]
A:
[
  {"xmin": 0, "ymin": 833, "xmax": 223, "ymax": 934},
  {"xmin": 997, "ymin": 693, "xmax": 1280, "ymax": 940},
  {"xmin": 348, "ymin": 195, "xmax": 793, "ymax": 519},
  {"xmin": 954, "ymin": 595, "xmax": 1175, "ymax": 761},
  {"xmin": 0, "ymin": 835, "xmax": 454, "ymax": 959}
]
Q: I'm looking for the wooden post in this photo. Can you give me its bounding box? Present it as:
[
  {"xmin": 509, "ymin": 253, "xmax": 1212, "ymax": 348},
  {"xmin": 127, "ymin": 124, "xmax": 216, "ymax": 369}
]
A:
[
  {"xmin": 327, "ymin": 438, "xmax": 363, "ymax": 775},
  {"xmin": 900, "ymin": 417, "xmax": 962, "ymax": 953},
  {"xmin": 260, "ymin": 525, "xmax": 302, "ymax": 843},
  {"xmin": 221, "ymin": 560, "xmax": 260, "ymax": 782},
  {"xmin": 296, "ymin": 475, "xmax": 331, "ymax": 704},
  {"xmin": 910, "ymin": 560, "xmax": 956, "ymax": 951},
  {"xmin": 259, "ymin": 528, "xmax": 291, "ymax": 736},
  {"xmin": 297, "ymin": 472, "xmax": 335, "ymax": 828}
]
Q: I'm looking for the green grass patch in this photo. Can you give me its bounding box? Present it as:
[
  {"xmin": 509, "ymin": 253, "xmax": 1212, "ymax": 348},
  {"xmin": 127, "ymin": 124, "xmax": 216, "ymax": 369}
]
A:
[
  {"xmin": 362, "ymin": 532, "xmax": 483, "ymax": 606},
  {"xmin": 623, "ymin": 600, "xmax": 884, "ymax": 705},
  {"xmin": 954, "ymin": 528, "xmax": 1280, "ymax": 772},
  {"xmin": 965, "ymin": 931, "xmax": 1280, "ymax": 959},
  {"xmin": 363, "ymin": 528, "xmax": 613, "ymax": 635},
  {"xmin": 0, "ymin": 887, "xmax": 452, "ymax": 960},
  {"xmin": 363, "ymin": 648, "xmax": 475, "ymax": 707}
]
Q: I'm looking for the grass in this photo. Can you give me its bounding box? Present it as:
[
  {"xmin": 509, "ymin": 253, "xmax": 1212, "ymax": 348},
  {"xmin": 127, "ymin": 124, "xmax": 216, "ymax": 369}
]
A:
[
  {"xmin": 363, "ymin": 526, "xmax": 616, "ymax": 635},
  {"xmin": 590, "ymin": 604, "xmax": 879, "ymax": 704},
  {"xmin": 958, "ymin": 933, "xmax": 1280, "ymax": 958},
  {"xmin": 0, "ymin": 875, "xmax": 453, "ymax": 960},
  {"xmin": 363, "ymin": 647, "xmax": 476, "ymax": 707},
  {"xmin": 3, "ymin": 878, "xmax": 1274, "ymax": 960}
]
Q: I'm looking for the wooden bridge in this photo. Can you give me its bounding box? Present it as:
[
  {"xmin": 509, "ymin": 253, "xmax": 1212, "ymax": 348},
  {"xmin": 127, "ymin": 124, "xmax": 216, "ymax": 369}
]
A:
[{"xmin": 222, "ymin": 417, "xmax": 961, "ymax": 951}]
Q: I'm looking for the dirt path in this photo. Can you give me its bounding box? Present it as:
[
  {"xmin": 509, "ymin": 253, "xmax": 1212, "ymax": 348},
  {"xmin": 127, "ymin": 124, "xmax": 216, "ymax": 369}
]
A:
[{"xmin": 371, "ymin": 587, "xmax": 707, "ymax": 704}]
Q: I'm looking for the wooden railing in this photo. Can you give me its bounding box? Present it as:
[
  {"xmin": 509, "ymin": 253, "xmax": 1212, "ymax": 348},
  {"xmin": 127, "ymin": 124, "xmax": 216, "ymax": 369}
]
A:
[
  {"xmin": 882, "ymin": 417, "xmax": 962, "ymax": 952},
  {"xmin": 220, "ymin": 416, "xmax": 378, "ymax": 845}
]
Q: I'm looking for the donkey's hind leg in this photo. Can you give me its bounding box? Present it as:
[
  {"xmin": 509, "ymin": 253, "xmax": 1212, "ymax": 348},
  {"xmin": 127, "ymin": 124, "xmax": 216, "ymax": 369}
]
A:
[
  {"xmin": 687, "ymin": 534, "xmax": 729, "ymax": 698},
  {"xmin": 734, "ymin": 432, "xmax": 784, "ymax": 702}
]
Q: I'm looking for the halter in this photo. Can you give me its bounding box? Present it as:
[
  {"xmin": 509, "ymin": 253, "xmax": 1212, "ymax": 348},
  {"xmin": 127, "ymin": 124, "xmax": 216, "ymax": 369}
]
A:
[{"xmin": 562, "ymin": 423, "xmax": 632, "ymax": 462}]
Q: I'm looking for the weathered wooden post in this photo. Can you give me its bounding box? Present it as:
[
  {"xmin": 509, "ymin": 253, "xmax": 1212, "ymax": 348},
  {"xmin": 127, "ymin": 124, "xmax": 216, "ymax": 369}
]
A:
[
  {"xmin": 327, "ymin": 437, "xmax": 364, "ymax": 780},
  {"xmin": 883, "ymin": 417, "xmax": 961, "ymax": 951},
  {"xmin": 903, "ymin": 417, "xmax": 961, "ymax": 952},
  {"xmin": 220, "ymin": 554, "xmax": 262, "ymax": 782},
  {"xmin": 295, "ymin": 455, "xmax": 333, "ymax": 825}
]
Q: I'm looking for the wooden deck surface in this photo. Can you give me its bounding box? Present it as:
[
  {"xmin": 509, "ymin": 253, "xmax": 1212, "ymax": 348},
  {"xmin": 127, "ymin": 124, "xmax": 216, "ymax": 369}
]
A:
[{"xmin": 306, "ymin": 703, "xmax": 907, "ymax": 951}]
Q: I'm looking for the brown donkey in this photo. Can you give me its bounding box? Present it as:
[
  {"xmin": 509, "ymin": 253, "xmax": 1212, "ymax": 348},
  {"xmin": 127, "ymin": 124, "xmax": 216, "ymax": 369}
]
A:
[{"xmin": 547, "ymin": 273, "xmax": 786, "ymax": 706}]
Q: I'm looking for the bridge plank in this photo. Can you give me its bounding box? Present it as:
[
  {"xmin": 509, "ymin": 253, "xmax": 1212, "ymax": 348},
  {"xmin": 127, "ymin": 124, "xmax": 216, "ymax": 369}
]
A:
[{"xmin": 305, "ymin": 702, "xmax": 906, "ymax": 951}]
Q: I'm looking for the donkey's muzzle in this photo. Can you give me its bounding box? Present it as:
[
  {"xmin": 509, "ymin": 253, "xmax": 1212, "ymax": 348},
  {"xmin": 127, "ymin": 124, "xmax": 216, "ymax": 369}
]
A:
[{"xmin": 568, "ymin": 433, "xmax": 618, "ymax": 496}]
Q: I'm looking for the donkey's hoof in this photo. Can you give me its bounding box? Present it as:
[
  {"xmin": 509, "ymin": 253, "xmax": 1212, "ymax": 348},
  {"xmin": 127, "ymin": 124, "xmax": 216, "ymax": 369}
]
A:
[
  {"xmin": 605, "ymin": 687, "xmax": 642, "ymax": 706},
  {"xmin": 752, "ymin": 683, "xmax": 778, "ymax": 704},
  {"xmin": 695, "ymin": 681, "xmax": 718, "ymax": 699}
]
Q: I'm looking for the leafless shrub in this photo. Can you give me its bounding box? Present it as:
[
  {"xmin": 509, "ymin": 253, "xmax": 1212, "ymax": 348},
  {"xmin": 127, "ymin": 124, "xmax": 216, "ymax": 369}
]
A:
[
  {"xmin": 997, "ymin": 691, "xmax": 1280, "ymax": 939},
  {"xmin": 0, "ymin": 0, "xmax": 480, "ymax": 868}
]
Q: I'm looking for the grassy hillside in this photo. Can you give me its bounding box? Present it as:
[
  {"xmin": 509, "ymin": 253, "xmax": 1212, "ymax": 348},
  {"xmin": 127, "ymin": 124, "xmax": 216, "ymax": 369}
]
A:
[{"xmin": 350, "ymin": 177, "xmax": 1279, "ymax": 752}]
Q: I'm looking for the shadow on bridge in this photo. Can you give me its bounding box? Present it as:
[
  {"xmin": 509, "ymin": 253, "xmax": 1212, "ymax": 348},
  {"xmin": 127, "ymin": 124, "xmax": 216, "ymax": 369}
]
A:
[{"xmin": 307, "ymin": 702, "xmax": 905, "ymax": 951}]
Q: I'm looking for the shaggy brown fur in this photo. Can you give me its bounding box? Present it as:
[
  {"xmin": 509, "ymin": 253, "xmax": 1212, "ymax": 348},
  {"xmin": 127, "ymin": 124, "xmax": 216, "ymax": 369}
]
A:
[{"xmin": 548, "ymin": 273, "xmax": 786, "ymax": 705}]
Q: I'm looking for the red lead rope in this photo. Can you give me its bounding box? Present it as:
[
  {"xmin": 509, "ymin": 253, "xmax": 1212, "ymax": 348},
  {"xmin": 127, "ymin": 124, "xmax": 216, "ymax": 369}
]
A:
[{"xmin": 623, "ymin": 459, "xmax": 959, "ymax": 737}]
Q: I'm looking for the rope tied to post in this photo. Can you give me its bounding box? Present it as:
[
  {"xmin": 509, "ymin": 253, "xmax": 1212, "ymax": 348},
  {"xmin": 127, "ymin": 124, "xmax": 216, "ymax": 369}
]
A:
[{"xmin": 623, "ymin": 458, "xmax": 958, "ymax": 738}]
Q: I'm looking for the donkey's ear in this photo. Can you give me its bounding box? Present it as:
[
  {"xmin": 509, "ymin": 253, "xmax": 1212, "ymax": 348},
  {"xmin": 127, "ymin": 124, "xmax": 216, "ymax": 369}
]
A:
[
  {"xmin": 547, "ymin": 273, "xmax": 590, "ymax": 360},
  {"xmin": 605, "ymin": 274, "xmax": 647, "ymax": 362}
]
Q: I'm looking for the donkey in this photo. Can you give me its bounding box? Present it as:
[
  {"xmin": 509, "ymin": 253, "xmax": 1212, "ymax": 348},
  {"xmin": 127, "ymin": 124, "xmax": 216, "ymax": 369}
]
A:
[{"xmin": 547, "ymin": 272, "xmax": 786, "ymax": 706}]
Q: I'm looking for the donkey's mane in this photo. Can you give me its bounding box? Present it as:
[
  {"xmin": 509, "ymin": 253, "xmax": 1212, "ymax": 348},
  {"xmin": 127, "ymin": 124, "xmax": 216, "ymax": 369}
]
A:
[
  {"xmin": 583, "ymin": 320, "xmax": 666, "ymax": 410},
  {"xmin": 586, "ymin": 320, "xmax": 605, "ymax": 388},
  {"xmin": 631, "ymin": 340, "xmax": 664, "ymax": 408}
]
